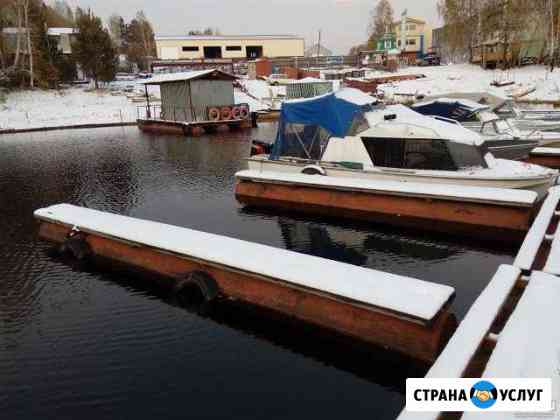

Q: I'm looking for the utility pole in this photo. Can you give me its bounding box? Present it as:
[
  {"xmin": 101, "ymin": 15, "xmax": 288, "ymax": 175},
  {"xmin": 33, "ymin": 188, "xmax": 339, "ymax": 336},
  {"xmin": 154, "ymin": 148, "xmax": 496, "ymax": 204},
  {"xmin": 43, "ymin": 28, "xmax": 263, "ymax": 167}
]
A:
[{"xmin": 317, "ymin": 29, "xmax": 321, "ymax": 67}]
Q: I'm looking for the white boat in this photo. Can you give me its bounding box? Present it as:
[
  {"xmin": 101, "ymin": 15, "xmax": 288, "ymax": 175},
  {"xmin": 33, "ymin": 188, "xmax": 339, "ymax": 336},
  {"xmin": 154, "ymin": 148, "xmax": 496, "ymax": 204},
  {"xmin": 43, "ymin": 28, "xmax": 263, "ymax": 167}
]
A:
[
  {"xmin": 413, "ymin": 97, "xmax": 560, "ymax": 133},
  {"xmin": 493, "ymin": 99, "xmax": 560, "ymax": 130},
  {"xmin": 475, "ymin": 110, "xmax": 560, "ymax": 149},
  {"xmin": 248, "ymin": 98, "xmax": 558, "ymax": 200}
]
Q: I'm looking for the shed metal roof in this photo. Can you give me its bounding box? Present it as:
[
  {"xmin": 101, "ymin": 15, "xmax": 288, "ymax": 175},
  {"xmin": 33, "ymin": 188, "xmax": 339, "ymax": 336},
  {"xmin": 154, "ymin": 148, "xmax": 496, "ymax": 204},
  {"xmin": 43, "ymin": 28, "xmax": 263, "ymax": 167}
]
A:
[
  {"xmin": 140, "ymin": 69, "xmax": 237, "ymax": 85},
  {"xmin": 155, "ymin": 34, "xmax": 303, "ymax": 41}
]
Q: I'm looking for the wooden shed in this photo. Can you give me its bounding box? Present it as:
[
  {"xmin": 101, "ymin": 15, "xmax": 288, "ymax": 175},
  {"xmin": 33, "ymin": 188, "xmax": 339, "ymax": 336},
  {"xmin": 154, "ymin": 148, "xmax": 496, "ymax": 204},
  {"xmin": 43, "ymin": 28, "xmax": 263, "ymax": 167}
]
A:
[{"xmin": 141, "ymin": 69, "xmax": 238, "ymax": 123}]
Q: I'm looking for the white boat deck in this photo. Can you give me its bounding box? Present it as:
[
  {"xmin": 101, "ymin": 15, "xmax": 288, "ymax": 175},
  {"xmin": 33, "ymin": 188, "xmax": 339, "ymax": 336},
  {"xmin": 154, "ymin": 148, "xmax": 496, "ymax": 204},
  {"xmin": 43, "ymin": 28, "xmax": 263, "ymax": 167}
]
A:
[
  {"xmin": 35, "ymin": 204, "xmax": 454, "ymax": 322},
  {"xmin": 514, "ymin": 186, "xmax": 560, "ymax": 272},
  {"xmin": 236, "ymin": 170, "xmax": 538, "ymax": 207}
]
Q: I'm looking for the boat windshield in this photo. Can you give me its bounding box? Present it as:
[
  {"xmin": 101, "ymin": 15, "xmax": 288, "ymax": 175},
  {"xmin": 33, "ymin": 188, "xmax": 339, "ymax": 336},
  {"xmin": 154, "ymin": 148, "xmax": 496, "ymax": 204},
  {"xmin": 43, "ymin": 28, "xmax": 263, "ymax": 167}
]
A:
[
  {"xmin": 277, "ymin": 123, "xmax": 332, "ymax": 160},
  {"xmin": 361, "ymin": 138, "xmax": 488, "ymax": 170}
]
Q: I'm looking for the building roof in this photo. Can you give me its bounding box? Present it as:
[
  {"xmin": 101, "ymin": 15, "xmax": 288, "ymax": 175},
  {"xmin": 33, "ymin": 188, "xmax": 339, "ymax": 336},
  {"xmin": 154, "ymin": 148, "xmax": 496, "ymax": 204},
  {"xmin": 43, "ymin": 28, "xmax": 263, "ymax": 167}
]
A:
[
  {"xmin": 140, "ymin": 69, "xmax": 237, "ymax": 85},
  {"xmin": 3, "ymin": 27, "xmax": 77, "ymax": 36},
  {"xmin": 2, "ymin": 27, "xmax": 29, "ymax": 34},
  {"xmin": 155, "ymin": 34, "xmax": 303, "ymax": 41},
  {"xmin": 393, "ymin": 17, "xmax": 427, "ymax": 25},
  {"xmin": 47, "ymin": 27, "xmax": 78, "ymax": 36}
]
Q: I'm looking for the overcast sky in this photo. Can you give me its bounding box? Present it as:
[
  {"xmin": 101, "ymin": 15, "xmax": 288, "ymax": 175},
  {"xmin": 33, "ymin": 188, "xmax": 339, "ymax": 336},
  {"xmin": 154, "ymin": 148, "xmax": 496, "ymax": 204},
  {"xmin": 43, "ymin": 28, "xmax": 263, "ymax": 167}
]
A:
[{"xmin": 58, "ymin": 0, "xmax": 441, "ymax": 54}]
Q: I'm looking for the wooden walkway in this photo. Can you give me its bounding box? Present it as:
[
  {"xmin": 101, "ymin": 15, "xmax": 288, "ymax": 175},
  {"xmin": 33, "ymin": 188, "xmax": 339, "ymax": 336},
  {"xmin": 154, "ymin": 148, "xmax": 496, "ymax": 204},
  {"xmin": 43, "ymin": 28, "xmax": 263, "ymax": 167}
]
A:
[{"xmin": 398, "ymin": 186, "xmax": 560, "ymax": 420}]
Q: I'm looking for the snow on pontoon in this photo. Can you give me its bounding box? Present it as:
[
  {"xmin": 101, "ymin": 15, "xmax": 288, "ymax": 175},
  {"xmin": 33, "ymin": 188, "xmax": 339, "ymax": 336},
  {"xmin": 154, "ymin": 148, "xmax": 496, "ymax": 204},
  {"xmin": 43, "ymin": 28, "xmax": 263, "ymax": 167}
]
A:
[{"xmin": 246, "ymin": 91, "xmax": 557, "ymax": 200}]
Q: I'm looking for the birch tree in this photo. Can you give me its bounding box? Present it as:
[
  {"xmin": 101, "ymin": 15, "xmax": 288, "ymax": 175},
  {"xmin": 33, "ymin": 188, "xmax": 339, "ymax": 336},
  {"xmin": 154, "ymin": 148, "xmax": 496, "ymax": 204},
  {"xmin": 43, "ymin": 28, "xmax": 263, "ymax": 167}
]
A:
[
  {"xmin": 23, "ymin": 0, "xmax": 32, "ymax": 87},
  {"xmin": 368, "ymin": 0, "xmax": 395, "ymax": 46}
]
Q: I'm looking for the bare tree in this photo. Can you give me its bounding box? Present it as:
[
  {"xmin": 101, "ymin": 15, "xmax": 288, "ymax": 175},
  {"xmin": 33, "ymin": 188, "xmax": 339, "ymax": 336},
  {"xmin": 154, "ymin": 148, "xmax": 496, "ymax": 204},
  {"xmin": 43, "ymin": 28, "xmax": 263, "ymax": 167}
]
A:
[
  {"xmin": 368, "ymin": 0, "xmax": 395, "ymax": 45},
  {"xmin": 12, "ymin": 0, "xmax": 23, "ymax": 69},
  {"xmin": 23, "ymin": 0, "xmax": 32, "ymax": 87},
  {"xmin": 438, "ymin": 0, "xmax": 482, "ymax": 62}
]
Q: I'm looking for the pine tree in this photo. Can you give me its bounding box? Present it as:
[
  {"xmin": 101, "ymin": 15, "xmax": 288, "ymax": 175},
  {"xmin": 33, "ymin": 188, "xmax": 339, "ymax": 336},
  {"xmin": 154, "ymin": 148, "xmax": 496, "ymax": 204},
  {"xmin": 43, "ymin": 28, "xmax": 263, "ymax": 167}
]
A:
[
  {"xmin": 30, "ymin": 1, "xmax": 59, "ymax": 88},
  {"xmin": 124, "ymin": 11, "xmax": 156, "ymax": 71},
  {"xmin": 74, "ymin": 8, "xmax": 116, "ymax": 88}
]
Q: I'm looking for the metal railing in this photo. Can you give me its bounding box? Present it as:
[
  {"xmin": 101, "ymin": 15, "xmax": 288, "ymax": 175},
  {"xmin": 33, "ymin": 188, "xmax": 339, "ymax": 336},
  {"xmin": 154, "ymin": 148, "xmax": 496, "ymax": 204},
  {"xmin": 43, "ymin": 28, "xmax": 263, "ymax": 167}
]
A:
[
  {"xmin": 137, "ymin": 103, "xmax": 250, "ymax": 123},
  {"xmin": 137, "ymin": 105, "xmax": 197, "ymax": 122}
]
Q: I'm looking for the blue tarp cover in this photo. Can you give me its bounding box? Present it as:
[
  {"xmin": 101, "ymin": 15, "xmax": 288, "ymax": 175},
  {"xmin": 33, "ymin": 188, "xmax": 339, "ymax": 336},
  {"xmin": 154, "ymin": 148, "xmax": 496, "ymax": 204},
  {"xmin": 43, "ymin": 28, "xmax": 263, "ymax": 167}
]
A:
[
  {"xmin": 270, "ymin": 92, "xmax": 369, "ymax": 160},
  {"xmin": 412, "ymin": 99, "xmax": 489, "ymax": 122}
]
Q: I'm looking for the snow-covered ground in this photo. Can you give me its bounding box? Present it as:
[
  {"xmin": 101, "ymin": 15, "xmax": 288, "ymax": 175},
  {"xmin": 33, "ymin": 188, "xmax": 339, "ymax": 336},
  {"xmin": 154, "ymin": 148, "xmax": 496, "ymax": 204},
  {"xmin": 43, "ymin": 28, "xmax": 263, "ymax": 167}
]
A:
[
  {"xmin": 374, "ymin": 64, "xmax": 560, "ymax": 102},
  {"xmin": 0, "ymin": 82, "xmax": 268, "ymax": 130},
  {"xmin": 2, "ymin": 64, "xmax": 560, "ymax": 131},
  {"xmin": 0, "ymin": 87, "xmax": 142, "ymax": 130}
]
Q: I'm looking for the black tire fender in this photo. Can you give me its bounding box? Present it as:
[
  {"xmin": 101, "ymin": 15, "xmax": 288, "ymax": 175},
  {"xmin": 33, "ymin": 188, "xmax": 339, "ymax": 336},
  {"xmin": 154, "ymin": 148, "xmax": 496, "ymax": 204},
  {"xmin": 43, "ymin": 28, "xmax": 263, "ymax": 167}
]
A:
[
  {"xmin": 60, "ymin": 230, "xmax": 91, "ymax": 261},
  {"xmin": 301, "ymin": 165, "xmax": 326, "ymax": 175},
  {"xmin": 175, "ymin": 271, "xmax": 219, "ymax": 306}
]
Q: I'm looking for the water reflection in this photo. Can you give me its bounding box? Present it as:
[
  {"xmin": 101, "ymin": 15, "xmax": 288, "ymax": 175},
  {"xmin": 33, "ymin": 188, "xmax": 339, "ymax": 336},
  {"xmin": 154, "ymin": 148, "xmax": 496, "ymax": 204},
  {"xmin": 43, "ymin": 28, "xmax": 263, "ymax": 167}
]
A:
[{"xmin": 0, "ymin": 125, "xmax": 513, "ymax": 420}]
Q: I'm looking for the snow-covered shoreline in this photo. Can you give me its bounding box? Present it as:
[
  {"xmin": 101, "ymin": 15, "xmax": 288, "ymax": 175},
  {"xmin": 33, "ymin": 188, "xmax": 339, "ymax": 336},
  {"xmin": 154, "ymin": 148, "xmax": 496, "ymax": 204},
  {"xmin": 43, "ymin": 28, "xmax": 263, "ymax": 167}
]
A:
[
  {"xmin": 2, "ymin": 64, "xmax": 560, "ymax": 131},
  {"xmin": 0, "ymin": 88, "xmax": 141, "ymax": 131}
]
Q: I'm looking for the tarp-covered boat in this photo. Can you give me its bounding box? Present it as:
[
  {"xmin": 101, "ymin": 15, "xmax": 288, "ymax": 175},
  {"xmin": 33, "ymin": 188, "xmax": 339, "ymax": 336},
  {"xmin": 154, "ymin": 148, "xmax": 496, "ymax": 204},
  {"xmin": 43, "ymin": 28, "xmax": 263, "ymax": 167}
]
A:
[{"xmin": 246, "ymin": 94, "xmax": 557, "ymax": 199}]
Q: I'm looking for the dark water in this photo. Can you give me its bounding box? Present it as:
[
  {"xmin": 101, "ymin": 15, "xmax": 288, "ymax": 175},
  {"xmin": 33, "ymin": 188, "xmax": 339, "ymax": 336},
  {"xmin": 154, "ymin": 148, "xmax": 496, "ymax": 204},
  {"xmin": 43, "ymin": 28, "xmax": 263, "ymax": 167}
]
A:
[{"xmin": 0, "ymin": 126, "xmax": 514, "ymax": 420}]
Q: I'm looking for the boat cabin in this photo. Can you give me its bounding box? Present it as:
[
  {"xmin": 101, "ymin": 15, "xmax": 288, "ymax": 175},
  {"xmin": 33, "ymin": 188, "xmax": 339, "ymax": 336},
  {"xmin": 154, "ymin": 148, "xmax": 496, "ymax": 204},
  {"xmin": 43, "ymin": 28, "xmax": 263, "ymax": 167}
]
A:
[{"xmin": 328, "ymin": 105, "xmax": 490, "ymax": 171}]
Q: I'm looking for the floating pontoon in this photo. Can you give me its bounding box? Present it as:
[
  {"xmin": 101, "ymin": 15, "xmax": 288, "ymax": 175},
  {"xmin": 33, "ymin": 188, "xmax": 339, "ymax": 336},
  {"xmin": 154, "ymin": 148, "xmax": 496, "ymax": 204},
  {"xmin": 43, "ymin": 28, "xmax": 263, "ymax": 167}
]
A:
[
  {"xmin": 526, "ymin": 147, "xmax": 560, "ymax": 170},
  {"xmin": 34, "ymin": 204, "xmax": 457, "ymax": 362},
  {"xmin": 235, "ymin": 170, "xmax": 539, "ymax": 240}
]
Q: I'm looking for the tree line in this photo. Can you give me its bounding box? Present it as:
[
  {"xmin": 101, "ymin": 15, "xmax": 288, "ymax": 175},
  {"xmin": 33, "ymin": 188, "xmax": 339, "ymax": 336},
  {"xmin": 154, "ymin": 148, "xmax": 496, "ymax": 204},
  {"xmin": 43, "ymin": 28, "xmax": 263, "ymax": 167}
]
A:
[
  {"xmin": 0, "ymin": 0, "xmax": 156, "ymax": 89},
  {"xmin": 438, "ymin": 0, "xmax": 559, "ymax": 68},
  {"xmin": 350, "ymin": 0, "xmax": 560, "ymax": 69}
]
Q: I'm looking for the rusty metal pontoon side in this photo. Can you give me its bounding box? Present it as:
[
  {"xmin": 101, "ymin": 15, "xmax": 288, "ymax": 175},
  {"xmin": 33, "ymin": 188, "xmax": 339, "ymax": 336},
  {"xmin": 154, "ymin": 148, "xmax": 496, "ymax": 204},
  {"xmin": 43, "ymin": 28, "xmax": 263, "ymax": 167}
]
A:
[
  {"xmin": 235, "ymin": 170, "xmax": 539, "ymax": 241},
  {"xmin": 34, "ymin": 204, "xmax": 457, "ymax": 363}
]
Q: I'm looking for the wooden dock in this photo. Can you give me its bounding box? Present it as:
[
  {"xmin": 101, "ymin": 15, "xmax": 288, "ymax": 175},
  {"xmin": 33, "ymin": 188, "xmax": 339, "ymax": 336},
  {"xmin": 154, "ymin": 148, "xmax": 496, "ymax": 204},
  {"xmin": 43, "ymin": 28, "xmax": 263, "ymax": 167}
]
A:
[
  {"xmin": 137, "ymin": 118, "xmax": 252, "ymax": 136},
  {"xmin": 525, "ymin": 147, "xmax": 560, "ymax": 169},
  {"xmin": 397, "ymin": 186, "xmax": 560, "ymax": 419},
  {"xmin": 34, "ymin": 204, "xmax": 457, "ymax": 363},
  {"xmin": 235, "ymin": 170, "xmax": 539, "ymax": 241}
]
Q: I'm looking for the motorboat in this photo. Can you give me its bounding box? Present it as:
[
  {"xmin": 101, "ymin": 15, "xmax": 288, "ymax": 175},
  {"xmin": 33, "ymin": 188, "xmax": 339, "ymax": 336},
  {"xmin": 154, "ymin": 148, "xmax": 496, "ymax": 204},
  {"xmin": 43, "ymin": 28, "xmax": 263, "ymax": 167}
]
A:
[
  {"xmin": 411, "ymin": 97, "xmax": 560, "ymax": 155},
  {"xmin": 247, "ymin": 92, "xmax": 557, "ymax": 200},
  {"xmin": 412, "ymin": 97, "xmax": 560, "ymax": 133},
  {"xmin": 493, "ymin": 99, "xmax": 560, "ymax": 131},
  {"xmin": 479, "ymin": 111, "xmax": 560, "ymax": 151}
]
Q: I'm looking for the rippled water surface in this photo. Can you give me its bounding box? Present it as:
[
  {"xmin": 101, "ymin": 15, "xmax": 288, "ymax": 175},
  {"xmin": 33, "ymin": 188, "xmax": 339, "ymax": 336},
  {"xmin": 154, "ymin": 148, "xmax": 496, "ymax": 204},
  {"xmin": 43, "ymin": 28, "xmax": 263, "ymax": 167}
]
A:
[{"xmin": 0, "ymin": 125, "xmax": 514, "ymax": 420}]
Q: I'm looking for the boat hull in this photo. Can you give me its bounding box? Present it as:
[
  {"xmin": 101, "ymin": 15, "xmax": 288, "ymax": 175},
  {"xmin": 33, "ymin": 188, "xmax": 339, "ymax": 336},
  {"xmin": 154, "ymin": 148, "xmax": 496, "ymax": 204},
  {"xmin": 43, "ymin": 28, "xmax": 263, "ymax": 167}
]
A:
[
  {"xmin": 246, "ymin": 157, "xmax": 555, "ymax": 201},
  {"xmin": 485, "ymin": 140, "xmax": 538, "ymax": 161}
]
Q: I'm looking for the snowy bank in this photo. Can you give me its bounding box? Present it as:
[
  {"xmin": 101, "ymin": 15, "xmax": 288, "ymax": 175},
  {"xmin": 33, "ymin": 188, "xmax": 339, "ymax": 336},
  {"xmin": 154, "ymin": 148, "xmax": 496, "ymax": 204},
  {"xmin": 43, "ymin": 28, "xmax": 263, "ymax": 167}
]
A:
[
  {"xmin": 374, "ymin": 64, "xmax": 560, "ymax": 103},
  {"xmin": 1, "ymin": 87, "xmax": 141, "ymax": 130}
]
